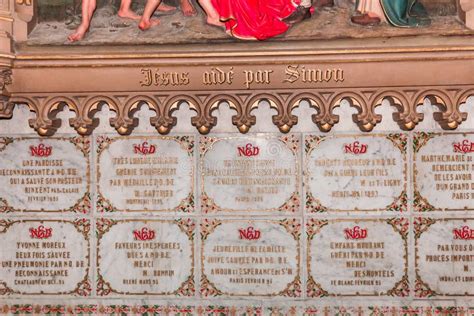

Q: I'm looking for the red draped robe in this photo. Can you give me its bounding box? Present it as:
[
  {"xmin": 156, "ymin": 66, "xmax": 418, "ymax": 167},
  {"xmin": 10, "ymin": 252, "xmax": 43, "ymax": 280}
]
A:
[{"xmin": 211, "ymin": 0, "xmax": 298, "ymax": 40}]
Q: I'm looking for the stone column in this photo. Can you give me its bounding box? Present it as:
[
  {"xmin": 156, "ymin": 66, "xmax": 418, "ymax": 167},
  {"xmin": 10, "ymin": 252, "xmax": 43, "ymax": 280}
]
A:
[{"xmin": 459, "ymin": 0, "xmax": 474, "ymax": 29}]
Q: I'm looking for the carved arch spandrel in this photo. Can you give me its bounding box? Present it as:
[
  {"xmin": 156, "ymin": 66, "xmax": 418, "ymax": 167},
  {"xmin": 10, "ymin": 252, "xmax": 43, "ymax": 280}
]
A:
[
  {"xmin": 201, "ymin": 94, "xmax": 241, "ymax": 133},
  {"xmin": 330, "ymin": 91, "xmax": 382, "ymax": 132},
  {"xmin": 416, "ymin": 89, "xmax": 468, "ymax": 130},
  {"xmin": 9, "ymin": 95, "xmax": 73, "ymax": 136},
  {"xmin": 4, "ymin": 86, "xmax": 474, "ymax": 136},
  {"xmin": 373, "ymin": 90, "xmax": 418, "ymax": 131},
  {"xmin": 243, "ymin": 93, "xmax": 287, "ymax": 133},
  {"xmin": 70, "ymin": 95, "xmax": 122, "ymax": 135},
  {"xmin": 286, "ymin": 92, "xmax": 336, "ymax": 132}
]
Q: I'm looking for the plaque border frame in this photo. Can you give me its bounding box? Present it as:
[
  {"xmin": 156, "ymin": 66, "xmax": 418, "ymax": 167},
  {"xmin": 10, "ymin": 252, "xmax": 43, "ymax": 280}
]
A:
[
  {"xmin": 306, "ymin": 217, "xmax": 410, "ymax": 297},
  {"xmin": 95, "ymin": 135, "xmax": 195, "ymax": 213},
  {"xmin": 199, "ymin": 218, "xmax": 302, "ymax": 298},
  {"xmin": 413, "ymin": 132, "xmax": 474, "ymax": 212},
  {"xmin": 199, "ymin": 134, "xmax": 300, "ymax": 214},
  {"xmin": 0, "ymin": 218, "xmax": 92, "ymax": 296},
  {"xmin": 414, "ymin": 217, "xmax": 474, "ymax": 297},
  {"xmin": 304, "ymin": 133, "xmax": 408, "ymax": 213},
  {"xmin": 0, "ymin": 136, "xmax": 92, "ymax": 214},
  {"xmin": 95, "ymin": 218, "xmax": 196, "ymax": 297}
]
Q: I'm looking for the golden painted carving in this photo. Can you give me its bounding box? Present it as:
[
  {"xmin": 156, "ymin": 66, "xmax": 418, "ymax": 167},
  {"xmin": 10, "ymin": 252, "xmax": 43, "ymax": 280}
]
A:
[{"xmin": 6, "ymin": 86, "xmax": 473, "ymax": 136}]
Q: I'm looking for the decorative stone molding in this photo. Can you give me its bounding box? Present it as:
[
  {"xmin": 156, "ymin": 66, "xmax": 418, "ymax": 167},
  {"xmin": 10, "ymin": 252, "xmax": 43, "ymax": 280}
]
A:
[
  {"xmin": 0, "ymin": 68, "xmax": 11, "ymax": 119},
  {"xmin": 8, "ymin": 85, "xmax": 473, "ymax": 136},
  {"xmin": 2, "ymin": 36, "xmax": 474, "ymax": 135},
  {"xmin": 459, "ymin": 0, "xmax": 474, "ymax": 29}
]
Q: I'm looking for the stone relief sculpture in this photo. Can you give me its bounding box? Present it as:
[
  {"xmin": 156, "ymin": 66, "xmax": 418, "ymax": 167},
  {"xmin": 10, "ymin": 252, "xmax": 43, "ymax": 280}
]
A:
[
  {"xmin": 68, "ymin": 0, "xmax": 193, "ymax": 41},
  {"xmin": 19, "ymin": 0, "xmax": 471, "ymax": 44},
  {"xmin": 65, "ymin": 0, "xmax": 434, "ymax": 42}
]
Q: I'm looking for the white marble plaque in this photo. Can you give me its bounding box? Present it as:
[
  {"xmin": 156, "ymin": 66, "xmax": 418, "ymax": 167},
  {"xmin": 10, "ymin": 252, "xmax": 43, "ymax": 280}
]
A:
[
  {"xmin": 415, "ymin": 218, "xmax": 474, "ymax": 296},
  {"xmin": 305, "ymin": 134, "xmax": 407, "ymax": 212},
  {"xmin": 414, "ymin": 132, "xmax": 474, "ymax": 211},
  {"xmin": 0, "ymin": 137, "xmax": 91, "ymax": 213},
  {"xmin": 307, "ymin": 218, "xmax": 408, "ymax": 297},
  {"xmin": 200, "ymin": 135, "xmax": 300, "ymax": 213},
  {"xmin": 96, "ymin": 219, "xmax": 195, "ymax": 296},
  {"xmin": 96, "ymin": 136, "xmax": 194, "ymax": 212},
  {"xmin": 0, "ymin": 219, "xmax": 91, "ymax": 296},
  {"xmin": 200, "ymin": 219, "xmax": 301, "ymax": 297}
]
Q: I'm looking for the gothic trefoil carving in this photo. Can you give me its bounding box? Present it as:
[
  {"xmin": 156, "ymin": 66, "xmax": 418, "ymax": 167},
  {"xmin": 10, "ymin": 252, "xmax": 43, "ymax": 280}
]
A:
[{"xmin": 7, "ymin": 85, "xmax": 473, "ymax": 136}]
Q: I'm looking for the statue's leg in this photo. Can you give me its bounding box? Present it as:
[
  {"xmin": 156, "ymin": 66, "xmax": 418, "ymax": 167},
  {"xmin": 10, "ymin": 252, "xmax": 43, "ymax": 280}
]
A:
[
  {"xmin": 138, "ymin": 0, "xmax": 163, "ymax": 30},
  {"xmin": 198, "ymin": 0, "xmax": 223, "ymax": 26},
  {"xmin": 68, "ymin": 0, "xmax": 97, "ymax": 42},
  {"xmin": 117, "ymin": 0, "xmax": 140, "ymax": 19},
  {"xmin": 180, "ymin": 0, "xmax": 197, "ymax": 16}
]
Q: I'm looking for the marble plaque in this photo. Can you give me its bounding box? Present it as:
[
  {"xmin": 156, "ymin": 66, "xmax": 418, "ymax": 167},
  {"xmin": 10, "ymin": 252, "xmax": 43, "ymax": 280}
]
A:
[
  {"xmin": 0, "ymin": 219, "xmax": 91, "ymax": 296},
  {"xmin": 414, "ymin": 132, "xmax": 474, "ymax": 211},
  {"xmin": 200, "ymin": 135, "xmax": 300, "ymax": 213},
  {"xmin": 96, "ymin": 219, "xmax": 195, "ymax": 296},
  {"xmin": 305, "ymin": 134, "xmax": 407, "ymax": 213},
  {"xmin": 96, "ymin": 136, "xmax": 194, "ymax": 213},
  {"xmin": 200, "ymin": 219, "xmax": 301, "ymax": 297},
  {"xmin": 415, "ymin": 218, "xmax": 474, "ymax": 296},
  {"xmin": 307, "ymin": 218, "xmax": 408, "ymax": 297},
  {"xmin": 0, "ymin": 137, "xmax": 91, "ymax": 213}
]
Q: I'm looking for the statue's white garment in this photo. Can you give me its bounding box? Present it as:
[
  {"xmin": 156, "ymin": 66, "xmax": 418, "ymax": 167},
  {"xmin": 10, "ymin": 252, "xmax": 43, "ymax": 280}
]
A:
[{"xmin": 356, "ymin": 0, "xmax": 387, "ymax": 22}]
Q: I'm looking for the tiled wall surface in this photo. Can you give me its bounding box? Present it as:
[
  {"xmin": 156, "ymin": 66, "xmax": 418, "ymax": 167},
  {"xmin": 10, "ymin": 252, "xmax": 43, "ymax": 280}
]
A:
[{"xmin": 0, "ymin": 103, "xmax": 473, "ymax": 315}]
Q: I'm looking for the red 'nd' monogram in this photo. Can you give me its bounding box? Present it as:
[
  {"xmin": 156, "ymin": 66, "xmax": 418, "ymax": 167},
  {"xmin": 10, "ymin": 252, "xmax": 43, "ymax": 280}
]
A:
[
  {"xmin": 29, "ymin": 225, "xmax": 53, "ymax": 239},
  {"xmin": 238, "ymin": 143, "xmax": 259, "ymax": 157},
  {"xmin": 344, "ymin": 226, "xmax": 368, "ymax": 240},
  {"xmin": 453, "ymin": 140, "xmax": 474, "ymax": 154},
  {"xmin": 133, "ymin": 227, "xmax": 156, "ymax": 241},
  {"xmin": 453, "ymin": 226, "xmax": 474, "ymax": 240},
  {"xmin": 344, "ymin": 141, "xmax": 367, "ymax": 155},
  {"xmin": 133, "ymin": 142, "xmax": 156, "ymax": 155},
  {"xmin": 238, "ymin": 227, "xmax": 261, "ymax": 240},
  {"xmin": 30, "ymin": 144, "xmax": 52, "ymax": 157}
]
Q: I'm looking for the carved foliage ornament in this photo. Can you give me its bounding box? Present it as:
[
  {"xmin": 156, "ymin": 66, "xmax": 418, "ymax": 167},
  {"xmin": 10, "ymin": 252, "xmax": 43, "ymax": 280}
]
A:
[{"xmin": 3, "ymin": 86, "xmax": 474, "ymax": 136}]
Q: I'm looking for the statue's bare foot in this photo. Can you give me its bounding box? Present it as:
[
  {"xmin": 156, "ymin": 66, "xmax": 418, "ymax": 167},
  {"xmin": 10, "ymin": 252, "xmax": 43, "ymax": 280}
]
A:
[
  {"xmin": 180, "ymin": 0, "xmax": 196, "ymax": 16},
  {"xmin": 158, "ymin": 3, "xmax": 177, "ymax": 12},
  {"xmin": 139, "ymin": 18, "xmax": 161, "ymax": 31},
  {"xmin": 118, "ymin": 9, "xmax": 141, "ymax": 20},
  {"xmin": 68, "ymin": 24, "xmax": 89, "ymax": 42},
  {"xmin": 207, "ymin": 17, "xmax": 224, "ymax": 27}
]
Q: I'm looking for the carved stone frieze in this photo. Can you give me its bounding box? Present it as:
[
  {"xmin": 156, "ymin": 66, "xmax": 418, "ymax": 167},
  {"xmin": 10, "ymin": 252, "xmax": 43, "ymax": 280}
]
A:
[{"xmin": 6, "ymin": 85, "xmax": 473, "ymax": 136}]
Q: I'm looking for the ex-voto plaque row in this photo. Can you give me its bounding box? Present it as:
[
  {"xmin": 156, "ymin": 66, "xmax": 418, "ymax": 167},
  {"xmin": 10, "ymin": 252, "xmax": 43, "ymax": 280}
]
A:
[
  {"xmin": 0, "ymin": 133, "xmax": 473, "ymax": 214},
  {"xmin": 1, "ymin": 218, "xmax": 473, "ymax": 297}
]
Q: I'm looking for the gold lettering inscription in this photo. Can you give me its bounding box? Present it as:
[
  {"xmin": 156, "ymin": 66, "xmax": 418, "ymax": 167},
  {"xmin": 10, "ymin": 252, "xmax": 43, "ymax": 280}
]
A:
[
  {"xmin": 244, "ymin": 70, "xmax": 273, "ymax": 89},
  {"xmin": 203, "ymin": 67, "xmax": 234, "ymax": 85},
  {"xmin": 140, "ymin": 68, "xmax": 190, "ymax": 87},
  {"xmin": 284, "ymin": 65, "xmax": 344, "ymax": 84}
]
